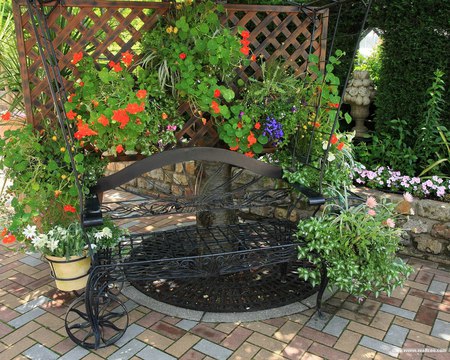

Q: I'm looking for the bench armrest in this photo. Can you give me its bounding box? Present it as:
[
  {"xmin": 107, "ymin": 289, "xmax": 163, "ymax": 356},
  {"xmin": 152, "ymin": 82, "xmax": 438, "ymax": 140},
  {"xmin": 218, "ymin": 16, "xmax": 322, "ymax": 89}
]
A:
[{"xmin": 288, "ymin": 182, "xmax": 326, "ymax": 206}]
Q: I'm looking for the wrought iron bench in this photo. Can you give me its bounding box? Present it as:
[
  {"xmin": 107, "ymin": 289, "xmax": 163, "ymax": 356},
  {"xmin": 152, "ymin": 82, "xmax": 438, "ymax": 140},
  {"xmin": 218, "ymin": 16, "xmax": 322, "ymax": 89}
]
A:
[{"xmin": 65, "ymin": 147, "xmax": 328, "ymax": 349}]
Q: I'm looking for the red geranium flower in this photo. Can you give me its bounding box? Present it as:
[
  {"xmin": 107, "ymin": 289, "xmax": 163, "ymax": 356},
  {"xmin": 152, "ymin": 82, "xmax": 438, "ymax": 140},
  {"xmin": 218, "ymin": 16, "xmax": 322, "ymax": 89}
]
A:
[
  {"xmin": 179, "ymin": 53, "xmax": 187, "ymax": 60},
  {"xmin": 330, "ymin": 134, "xmax": 338, "ymax": 145},
  {"xmin": 2, "ymin": 234, "xmax": 16, "ymax": 244},
  {"xmin": 244, "ymin": 151, "xmax": 254, "ymax": 158},
  {"xmin": 240, "ymin": 47, "xmax": 250, "ymax": 56},
  {"xmin": 67, "ymin": 93, "xmax": 76, "ymax": 103},
  {"xmin": 251, "ymin": 54, "xmax": 257, "ymax": 62},
  {"xmin": 328, "ymin": 102, "xmax": 339, "ymax": 109},
  {"xmin": 136, "ymin": 89, "xmax": 147, "ymax": 99},
  {"xmin": 313, "ymin": 122, "xmax": 321, "ymax": 128},
  {"xmin": 1, "ymin": 228, "xmax": 7, "ymax": 237},
  {"xmin": 211, "ymin": 101, "xmax": 220, "ymax": 114},
  {"xmin": 247, "ymin": 131, "xmax": 257, "ymax": 147},
  {"xmin": 108, "ymin": 61, "xmax": 122, "ymax": 72},
  {"xmin": 74, "ymin": 122, "xmax": 98, "ymax": 139},
  {"xmin": 66, "ymin": 110, "xmax": 77, "ymax": 120},
  {"xmin": 98, "ymin": 114, "xmax": 109, "ymax": 126},
  {"xmin": 112, "ymin": 109, "xmax": 130, "ymax": 129},
  {"xmin": 116, "ymin": 144, "xmax": 124, "ymax": 154},
  {"xmin": 1, "ymin": 111, "xmax": 11, "ymax": 121},
  {"xmin": 71, "ymin": 51, "xmax": 83, "ymax": 65},
  {"xmin": 230, "ymin": 145, "xmax": 239, "ymax": 151},
  {"xmin": 63, "ymin": 205, "xmax": 76, "ymax": 213},
  {"xmin": 213, "ymin": 89, "xmax": 221, "ymax": 98},
  {"xmin": 254, "ymin": 122, "xmax": 261, "ymax": 130},
  {"xmin": 241, "ymin": 30, "xmax": 250, "ymax": 39},
  {"xmin": 121, "ymin": 51, "xmax": 133, "ymax": 67},
  {"xmin": 337, "ymin": 142, "xmax": 345, "ymax": 151},
  {"xmin": 126, "ymin": 103, "xmax": 145, "ymax": 114},
  {"xmin": 240, "ymin": 39, "xmax": 250, "ymax": 47}
]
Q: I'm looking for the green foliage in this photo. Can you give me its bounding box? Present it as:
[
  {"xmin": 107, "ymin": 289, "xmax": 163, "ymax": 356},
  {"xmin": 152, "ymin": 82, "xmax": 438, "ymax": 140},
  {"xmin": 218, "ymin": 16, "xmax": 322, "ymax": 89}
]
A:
[
  {"xmin": 296, "ymin": 188, "xmax": 413, "ymax": 298},
  {"xmin": 354, "ymin": 46, "xmax": 382, "ymax": 88},
  {"xmin": 371, "ymin": 0, "xmax": 450, "ymax": 135}
]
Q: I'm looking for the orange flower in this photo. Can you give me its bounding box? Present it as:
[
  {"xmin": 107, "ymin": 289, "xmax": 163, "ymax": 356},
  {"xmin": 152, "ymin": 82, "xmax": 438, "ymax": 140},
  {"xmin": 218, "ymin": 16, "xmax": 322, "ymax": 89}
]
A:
[
  {"xmin": 1, "ymin": 111, "xmax": 11, "ymax": 121},
  {"xmin": 67, "ymin": 93, "xmax": 76, "ymax": 103},
  {"xmin": 241, "ymin": 30, "xmax": 250, "ymax": 39},
  {"xmin": 328, "ymin": 102, "xmax": 339, "ymax": 109},
  {"xmin": 126, "ymin": 102, "xmax": 145, "ymax": 114},
  {"xmin": 330, "ymin": 134, "xmax": 338, "ymax": 145},
  {"xmin": 1, "ymin": 228, "xmax": 7, "ymax": 237},
  {"xmin": 337, "ymin": 142, "xmax": 345, "ymax": 151},
  {"xmin": 112, "ymin": 109, "xmax": 130, "ymax": 129},
  {"xmin": 244, "ymin": 151, "xmax": 254, "ymax": 158},
  {"xmin": 71, "ymin": 51, "xmax": 83, "ymax": 65},
  {"xmin": 74, "ymin": 122, "xmax": 98, "ymax": 139},
  {"xmin": 247, "ymin": 131, "xmax": 257, "ymax": 147},
  {"xmin": 313, "ymin": 122, "xmax": 321, "ymax": 128},
  {"xmin": 121, "ymin": 50, "xmax": 133, "ymax": 67},
  {"xmin": 211, "ymin": 101, "xmax": 220, "ymax": 114},
  {"xmin": 91, "ymin": 100, "xmax": 99, "ymax": 107},
  {"xmin": 2, "ymin": 234, "xmax": 16, "ymax": 244},
  {"xmin": 254, "ymin": 122, "xmax": 261, "ymax": 130},
  {"xmin": 240, "ymin": 47, "xmax": 250, "ymax": 56},
  {"xmin": 63, "ymin": 205, "xmax": 76, "ymax": 213},
  {"xmin": 108, "ymin": 61, "xmax": 122, "ymax": 72},
  {"xmin": 78, "ymin": 81, "xmax": 84, "ymax": 87},
  {"xmin": 240, "ymin": 39, "xmax": 250, "ymax": 47},
  {"xmin": 237, "ymin": 122, "xmax": 243, "ymax": 129},
  {"xmin": 202, "ymin": 118, "xmax": 207, "ymax": 125},
  {"xmin": 136, "ymin": 89, "xmax": 147, "ymax": 99},
  {"xmin": 179, "ymin": 53, "xmax": 187, "ymax": 60},
  {"xmin": 98, "ymin": 114, "xmax": 109, "ymax": 126},
  {"xmin": 66, "ymin": 109, "xmax": 77, "ymax": 120},
  {"xmin": 213, "ymin": 89, "xmax": 221, "ymax": 98},
  {"xmin": 230, "ymin": 145, "xmax": 239, "ymax": 151},
  {"xmin": 116, "ymin": 144, "xmax": 124, "ymax": 154},
  {"xmin": 161, "ymin": 112, "xmax": 168, "ymax": 120},
  {"xmin": 251, "ymin": 54, "xmax": 256, "ymax": 61},
  {"xmin": 54, "ymin": 190, "xmax": 62, "ymax": 198}
]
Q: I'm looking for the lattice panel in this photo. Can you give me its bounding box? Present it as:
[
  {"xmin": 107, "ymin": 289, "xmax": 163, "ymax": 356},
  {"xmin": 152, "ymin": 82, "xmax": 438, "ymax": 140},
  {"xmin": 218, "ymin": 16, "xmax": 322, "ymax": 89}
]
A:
[{"xmin": 13, "ymin": 1, "xmax": 328, "ymax": 147}]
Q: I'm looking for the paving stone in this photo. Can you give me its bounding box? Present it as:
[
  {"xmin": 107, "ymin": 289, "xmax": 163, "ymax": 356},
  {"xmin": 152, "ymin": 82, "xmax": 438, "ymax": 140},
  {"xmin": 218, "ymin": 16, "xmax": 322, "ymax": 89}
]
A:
[
  {"xmin": 58, "ymin": 346, "xmax": 90, "ymax": 360},
  {"xmin": 384, "ymin": 324, "xmax": 409, "ymax": 347},
  {"xmin": 298, "ymin": 326, "xmax": 338, "ymax": 347},
  {"xmin": 273, "ymin": 320, "xmax": 302, "ymax": 343},
  {"xmin": 176, "ymin": 319, "xmax": 199, "ymax": 331},
  {"xmin": 305, "ymin": 311, "xmax": 332, "ymax": 331},
  {"xmin": 283, "ymin": 335, "xmax": 312, "ymax": 359},
  {"xmin": 193, "ymin": 339, "xmax": 233, "ymax": 360},
  {"xmin": 334, "ymin": 330, "xmax": 361, "ymax": 354},
  {"xmin": 165, "ymin": 333, "xmax": 201, "ymax": 358},
  {"xmin": 347, "ymin": 321, "xmax": 386, "ymax": 341},
  {"xmin": 416, "ymin": 305, "xmax": 439, "ymax": 326},
  {"xmin": 109, "ymin": 339, "xmax": 147, "ymax": 360},
  {"xmin": 23, "ymin": 343, "xmax": 59, "ymax": 360},
  {"xmin": 371, "ymin": 311, "xmax": 395, "ymax": 331},
  {"xmin": 228, "ymin": 342, "xmax": 260, "ymax": 360},
  {"xmin": 114, "ymin": 323, "xmax": 146, "ymax": 347},
  {"xmin": 221, "ymin": 327, "xmax": 252, "ymax": 351},
  {"xmin": 380, "ymin": 304, "xmax": 416, "ymax": 320},
  {"xmin": 15, "ymin": 296, "xmax": 51, "ymax": 314},
  {"xmin": 401, "ymin": 295, "xmax": 423, "ymax": 312},
  {"xmin": 137, "ymin": 329, "xmax": 175, "ymax": 350},
  {"xmin": 309, "ymin": 342, "xmax": 350, "ymax": 360},
  {"xmin": 323, "ymin": 316, "xmax": 349, "ymax": 337},
  {"xmin": 8, "ymin": 307, "xmax": 45, "ymax": 328},
  {"xmin": 431, "ymin": 319, "xmax": 450, "ymax": 341},
  {"xmin": 19, "ymin": 255, "xmax": 44, "ymax": 267},
  {"xmin": 428, "ymin": 280, "xmax": 448, "ymax": 296},
  {"xmin": 360, "ymin": 336, "xmax": 402, "ymax": 357},
  {"xmin": 124, "ymin": 299, "xmax": 139, "ymax": 312}
]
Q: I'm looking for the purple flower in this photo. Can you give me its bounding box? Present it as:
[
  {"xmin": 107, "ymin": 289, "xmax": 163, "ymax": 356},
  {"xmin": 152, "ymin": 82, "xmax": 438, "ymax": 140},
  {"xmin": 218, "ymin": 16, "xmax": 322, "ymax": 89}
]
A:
[
  {"xmin": 263, "ymin": 115, "xmax": 284, "ymax": 141},
  {"xmin": 291, "ymin": 106, "xmax": 297, "ymax": 113}
]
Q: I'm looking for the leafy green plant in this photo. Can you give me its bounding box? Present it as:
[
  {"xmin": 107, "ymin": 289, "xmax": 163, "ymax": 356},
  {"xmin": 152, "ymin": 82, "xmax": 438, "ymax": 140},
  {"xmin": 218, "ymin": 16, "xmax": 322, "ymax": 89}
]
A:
[
  {"xmin": 354, "ymin": 46, "xmax": 382, "ymax": 88},
  {"xmin": 296, "ymin": 187, "xmax": 413, "ymax": 299}
]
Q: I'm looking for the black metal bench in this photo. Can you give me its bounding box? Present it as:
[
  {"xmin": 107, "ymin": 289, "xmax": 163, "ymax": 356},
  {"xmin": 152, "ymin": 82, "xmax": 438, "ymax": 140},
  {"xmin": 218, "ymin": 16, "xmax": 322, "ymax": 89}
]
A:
[{"xmin": 65, "ymin": 147, "xmax": 328, "ymax": 349}]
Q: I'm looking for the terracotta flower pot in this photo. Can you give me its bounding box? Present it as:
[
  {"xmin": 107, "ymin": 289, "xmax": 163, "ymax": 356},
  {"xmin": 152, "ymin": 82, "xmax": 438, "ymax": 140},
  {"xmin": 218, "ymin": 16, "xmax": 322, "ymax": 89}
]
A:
[{"xmin": 45, "ymin": 253, "xmax": 91, "ymax": 291}]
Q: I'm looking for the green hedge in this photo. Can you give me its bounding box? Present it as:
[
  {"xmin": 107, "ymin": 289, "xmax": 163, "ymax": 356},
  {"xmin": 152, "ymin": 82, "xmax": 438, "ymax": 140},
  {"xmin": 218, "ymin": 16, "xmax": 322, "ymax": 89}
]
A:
[{"xmin": 370, "ymin": 0, "xmax": 450, "ymax": 136}]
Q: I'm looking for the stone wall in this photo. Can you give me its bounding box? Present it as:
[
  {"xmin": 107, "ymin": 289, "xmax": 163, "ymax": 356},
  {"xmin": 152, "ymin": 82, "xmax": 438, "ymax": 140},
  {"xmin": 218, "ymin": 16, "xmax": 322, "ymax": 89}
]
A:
[{"xmin": 353, "ymin": 188, "xmax": 450, "ymax": 265}]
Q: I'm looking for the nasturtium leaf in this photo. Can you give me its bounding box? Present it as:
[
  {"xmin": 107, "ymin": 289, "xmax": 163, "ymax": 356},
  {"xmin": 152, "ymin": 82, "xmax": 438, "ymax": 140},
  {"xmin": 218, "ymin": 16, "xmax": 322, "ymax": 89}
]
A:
[
  {"xmin": 258, "ymin": 135, "xmax": 269, "ymax": 145},
  {"xmin": 253, "ymin": 143, "xmax": 263, "ymax": 153},
  {"xmin": 221, "ymin": 88, "xmax": 235, "ymax": 102}
]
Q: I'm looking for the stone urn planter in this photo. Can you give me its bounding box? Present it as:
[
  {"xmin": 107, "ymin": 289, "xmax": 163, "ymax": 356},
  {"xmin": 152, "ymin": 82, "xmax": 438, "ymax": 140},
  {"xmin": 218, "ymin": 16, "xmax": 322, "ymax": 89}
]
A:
[{"xmin": 344, "ymin": 71, "xmax": 376, "ymax": 137}]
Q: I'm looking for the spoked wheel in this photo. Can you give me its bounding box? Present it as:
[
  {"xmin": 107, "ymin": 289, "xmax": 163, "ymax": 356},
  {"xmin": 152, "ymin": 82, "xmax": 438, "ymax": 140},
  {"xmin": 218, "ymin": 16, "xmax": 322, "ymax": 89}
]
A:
[{"xmin": 65, "ymin": 291, "xmax": 129, "ymax": 349}]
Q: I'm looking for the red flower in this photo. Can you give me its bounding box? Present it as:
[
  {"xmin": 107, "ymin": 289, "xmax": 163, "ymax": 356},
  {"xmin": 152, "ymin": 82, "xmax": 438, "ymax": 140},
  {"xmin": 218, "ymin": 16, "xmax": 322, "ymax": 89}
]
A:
[
  {"xmin": 244, "ymin": 151, "xmax": 254, "ymax": 158},
  {"xmin": 1, "ymin": 228, "xmax": 7, "ymax": 237},
  {"xmin": 121, "ymin": 50, "xmax": 133, "ymax": 67},
  {"xmin": 328, "ymin": 102, "xmax": 339, "ymax": 109},
  {"xmin": 230, "ymin": 145, "xmax": 239, "ymax": 151},
  {"xmin": 109, "ymin": 61, "xmax": 122, "ymax": 72},
  {"xmin": 241, "ymin": 30, "xmax": 250, "ymax": 39},
  {"xmin": 313, "ymin": 122, "xmax": 321, "ymax": 128},
  {"xmin": 116, "ymin": 144, "xmax": 124, "ymax": 154},
  {"xmin": 66, "ymin": 109, "xmax": 77, "ymax": 120},
  {"xmin": 2, "ymin": 234, "xmax": 16, "ymax": 244},
  {"xmin": 254, "ymin": 122, "xmax": 261, "ymax": 130},
  {"xmin": 71, "ymin": 51, "xmax": 83, "ymax": 65},
  {"xmin": 74, "ymin": 122, "xmax": 98, "ymax": 139},
  {"xmin": 63, "ymin": 205, "xmax": 76, "ymax": 213},
  {"xmin": 337, "ymin": 142, "xmax": 345, "ymax": 151},
  {"xmin": 251, "ymin": 54, "xmax": 256, "ymax": 62},
  {"xmin": 179, "ymin": 53, "xmax": 187, "ymax": 60},
  {"xmin": 78, "ymin": 81, "xmax": 84, "ymax": 87},
  {"xmin": 240, "ymin": 47, "xmax": 250, "ymax": 56},
  {"xmin": 240, "ymin": 39, "xmax": 250, "ymax": 47},
  {"xmin": 213, "ymin": 89, "xmax": 221, "ymax": 98},
  {"xmin": 112, "ymin": 109, "xmax": 130, "ymax": 129},
  {"xmin": 211, "ymin": 101, "xmax": 220, "ymax": 114},
  {"xmin": 136, "ymin": 89, "xmax": 147, "ymax": 99},
  {"xmin": 247, "ymin": 131, "xmax": 257, "ymax": 147},
  {"xmin": 67, "ymin": 93, "xmax": 76, "ymax": 103},
  {"xmin": 1, "ymin": 111, "xmax": 11, "ymax": 121},
  {"xmin": 330, "ymin": 134, "xmax": 338, "ymax": 145},
  {"xmin": 98, "ymin": 114, "xmax": 109, "ymax": 126},
  {"xmin": 126, "ymin": 103, "xmax": 145, "ymax": 114},
  {"xmin": 237, "ymin": 122, "xmax": 243, "ymax": 129}
]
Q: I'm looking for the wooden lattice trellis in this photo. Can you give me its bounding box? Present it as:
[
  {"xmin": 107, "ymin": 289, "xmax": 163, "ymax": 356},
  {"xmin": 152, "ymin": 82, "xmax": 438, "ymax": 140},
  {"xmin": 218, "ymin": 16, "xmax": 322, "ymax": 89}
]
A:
[{"xmin": 13, "ymin": 0, "xmax": 329, "ymax": 147}]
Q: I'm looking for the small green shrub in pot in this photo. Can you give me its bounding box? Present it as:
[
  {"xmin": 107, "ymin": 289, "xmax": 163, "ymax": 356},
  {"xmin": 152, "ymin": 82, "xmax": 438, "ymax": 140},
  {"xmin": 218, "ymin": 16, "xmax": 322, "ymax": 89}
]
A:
[{"xmin": 296, "ymin": 188, "xmax": 413, "ymax": 299}]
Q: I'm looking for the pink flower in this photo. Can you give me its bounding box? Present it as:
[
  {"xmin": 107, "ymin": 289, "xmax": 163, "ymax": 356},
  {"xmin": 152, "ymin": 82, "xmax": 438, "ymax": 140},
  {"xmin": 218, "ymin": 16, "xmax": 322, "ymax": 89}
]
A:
[
  {"xmin": 403, "ymin": 192, "xmax": 414, "ymax": 203},
  {"xmin": 366, "ymin": 196, "xmax": 378, "ymax": 209},
  {"xmin": 167, "ymin": 125, "xmax": 177, "ymax": 131},
  {"xmin": 385, "ymin": 218, "xmax": 395, "ymax": 228},
  {"xmin": 367, "ymin": 209, "xmax": 376, "ymax": 216}
]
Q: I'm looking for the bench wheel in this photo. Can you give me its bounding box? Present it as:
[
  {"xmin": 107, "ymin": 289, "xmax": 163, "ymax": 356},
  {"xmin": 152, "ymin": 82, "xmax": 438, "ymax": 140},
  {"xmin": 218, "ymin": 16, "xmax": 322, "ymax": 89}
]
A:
[{"xmin": 65, "ymin": 291, "xmax": 129, "ymax": 349}]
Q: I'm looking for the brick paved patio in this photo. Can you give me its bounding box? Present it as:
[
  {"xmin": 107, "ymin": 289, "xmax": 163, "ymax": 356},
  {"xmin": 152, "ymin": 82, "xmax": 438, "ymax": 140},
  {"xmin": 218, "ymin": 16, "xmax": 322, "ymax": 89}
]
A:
[{"xmin": 1, "ymin": 209, "xmax": 450, "ymax": 359}]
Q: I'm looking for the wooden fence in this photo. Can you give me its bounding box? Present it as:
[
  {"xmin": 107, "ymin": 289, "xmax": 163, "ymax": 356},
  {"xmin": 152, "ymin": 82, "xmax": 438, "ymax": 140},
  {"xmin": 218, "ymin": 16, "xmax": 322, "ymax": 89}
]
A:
[{"xmin": 12, "ymin": 0, "xmax": 329, "ymax": 146}]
